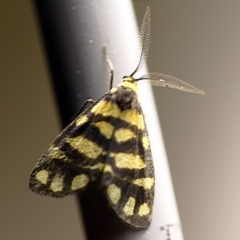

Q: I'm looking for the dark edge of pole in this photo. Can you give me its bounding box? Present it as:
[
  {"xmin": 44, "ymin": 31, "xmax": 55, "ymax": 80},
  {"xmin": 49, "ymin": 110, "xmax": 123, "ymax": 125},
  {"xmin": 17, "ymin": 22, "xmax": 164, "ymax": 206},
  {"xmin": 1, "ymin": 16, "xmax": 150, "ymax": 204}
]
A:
[{"xmin": 33, "ymin": 1, "xmax": 162, "ymax": 240}]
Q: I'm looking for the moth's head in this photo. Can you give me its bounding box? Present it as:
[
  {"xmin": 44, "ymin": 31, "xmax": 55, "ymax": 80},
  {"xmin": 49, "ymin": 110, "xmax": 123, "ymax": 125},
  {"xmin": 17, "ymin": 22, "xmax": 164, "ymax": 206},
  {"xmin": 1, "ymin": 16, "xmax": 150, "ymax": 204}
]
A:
[
  {"xmin": 122, "ymin": 75, "xmax": 137, "ymax": 84},
  {"xmin": 120, "ymin": 76, "xmax": 138, "ymax": 93}
]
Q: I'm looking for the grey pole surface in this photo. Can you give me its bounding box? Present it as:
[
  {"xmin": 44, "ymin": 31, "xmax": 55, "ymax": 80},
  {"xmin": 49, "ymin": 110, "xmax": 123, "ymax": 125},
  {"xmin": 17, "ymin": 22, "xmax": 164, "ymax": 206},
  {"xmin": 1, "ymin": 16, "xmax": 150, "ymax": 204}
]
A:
[{"xmin": 33, "ymin": 1, "xmax": 183, "ymax": 239}]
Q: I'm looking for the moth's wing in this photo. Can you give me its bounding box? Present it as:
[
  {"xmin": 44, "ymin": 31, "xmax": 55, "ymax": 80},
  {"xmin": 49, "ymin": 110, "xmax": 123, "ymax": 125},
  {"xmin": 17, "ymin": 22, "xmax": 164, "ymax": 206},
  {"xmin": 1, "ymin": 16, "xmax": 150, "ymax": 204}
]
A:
[
  {"xmin": 29, "ymin": 94, "xmax": 113, "ymax": 198},
  {"xmin": 103, "ymin": 97, "xmax": 154, "ymax": 228}
]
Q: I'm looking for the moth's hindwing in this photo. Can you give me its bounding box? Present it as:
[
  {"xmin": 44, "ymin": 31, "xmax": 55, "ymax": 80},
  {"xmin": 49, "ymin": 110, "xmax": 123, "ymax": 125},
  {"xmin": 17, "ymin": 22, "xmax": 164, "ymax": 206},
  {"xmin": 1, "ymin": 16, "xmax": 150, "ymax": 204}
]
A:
[{"xmin": 29, "ymin": 84, "xmax": 154, "ymax": 228}]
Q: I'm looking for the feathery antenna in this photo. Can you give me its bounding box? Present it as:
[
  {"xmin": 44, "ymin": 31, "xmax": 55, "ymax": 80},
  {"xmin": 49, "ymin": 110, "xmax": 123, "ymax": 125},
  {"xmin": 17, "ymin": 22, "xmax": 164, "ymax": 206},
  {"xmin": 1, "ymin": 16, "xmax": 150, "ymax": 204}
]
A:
[{"xmin": 130, "ymin": 6, "xmax": 204, "ymax": 95}]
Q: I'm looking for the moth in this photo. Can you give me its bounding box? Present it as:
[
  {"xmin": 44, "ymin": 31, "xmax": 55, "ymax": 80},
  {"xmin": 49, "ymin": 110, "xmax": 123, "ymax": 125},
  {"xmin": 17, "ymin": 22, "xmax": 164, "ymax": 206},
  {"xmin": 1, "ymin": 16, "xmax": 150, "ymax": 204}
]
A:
[{"xmin": 29, "ymin": 7, "xmax": 204, "ymax": 228}]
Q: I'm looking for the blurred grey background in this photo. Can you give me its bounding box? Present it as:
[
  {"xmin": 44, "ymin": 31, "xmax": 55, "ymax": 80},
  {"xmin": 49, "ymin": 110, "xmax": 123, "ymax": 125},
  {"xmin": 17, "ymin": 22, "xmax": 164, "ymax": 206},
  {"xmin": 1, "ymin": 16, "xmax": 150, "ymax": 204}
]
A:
[{"xmin": 1, "ymin": 0, "xmax": 240, "ymax": 239}]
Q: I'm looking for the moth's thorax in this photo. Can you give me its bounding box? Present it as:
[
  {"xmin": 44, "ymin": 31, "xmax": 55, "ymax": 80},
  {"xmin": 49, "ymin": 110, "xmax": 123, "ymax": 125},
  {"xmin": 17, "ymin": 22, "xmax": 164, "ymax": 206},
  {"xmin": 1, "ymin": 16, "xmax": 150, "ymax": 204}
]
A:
[
  {"xmin": 118, "ymin": 76, "xmax": 138, "ymax": 93},
  {"xmin": 108, "ymin": 77, "xmax": 139, "ymax": 111}
]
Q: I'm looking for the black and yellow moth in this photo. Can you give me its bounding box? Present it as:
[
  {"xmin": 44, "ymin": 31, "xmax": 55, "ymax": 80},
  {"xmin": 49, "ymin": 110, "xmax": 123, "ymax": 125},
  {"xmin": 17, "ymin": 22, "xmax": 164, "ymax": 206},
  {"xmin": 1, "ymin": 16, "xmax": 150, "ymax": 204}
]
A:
[{"xmin": 29, "ymin": 7, "xmax": 204, "ymax": 228}]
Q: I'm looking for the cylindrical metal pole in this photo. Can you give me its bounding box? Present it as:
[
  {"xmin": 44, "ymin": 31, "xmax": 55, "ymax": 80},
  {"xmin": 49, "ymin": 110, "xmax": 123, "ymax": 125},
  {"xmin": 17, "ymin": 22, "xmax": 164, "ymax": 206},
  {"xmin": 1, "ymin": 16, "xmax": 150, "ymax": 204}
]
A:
[{"xmin": 33, "ymin": 0, "xmax": 184, "ymax": 239}]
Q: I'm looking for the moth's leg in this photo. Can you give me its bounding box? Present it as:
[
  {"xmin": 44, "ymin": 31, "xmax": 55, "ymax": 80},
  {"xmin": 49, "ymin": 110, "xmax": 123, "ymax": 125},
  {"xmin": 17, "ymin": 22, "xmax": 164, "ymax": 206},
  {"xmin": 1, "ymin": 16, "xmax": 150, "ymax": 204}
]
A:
[
  {"xmin": 103, "ymin": 46, "xmax": 114, "ymax": 90},
  {"xmin": 71, "ymin": 98, "xmax": 95, "ymax": 120},
  {"xmin": 79, "ymin": 98, "xmax": 95, "ymax": 112}
]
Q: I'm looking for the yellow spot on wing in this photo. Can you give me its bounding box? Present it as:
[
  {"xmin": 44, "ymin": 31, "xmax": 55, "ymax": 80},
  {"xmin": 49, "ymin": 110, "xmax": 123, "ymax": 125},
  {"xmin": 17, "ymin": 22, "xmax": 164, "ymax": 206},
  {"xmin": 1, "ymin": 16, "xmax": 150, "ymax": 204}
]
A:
[
  {"xmin": 107, "ymin": 184, "xmax": 121, "ymax": 204},
  {"xmin": 142, "ymin": 136, "xmax": 150, "ymax": 150},
  {"xmin": 76, "ymin": 115, "xmax": 88, "ymax": 126},
  {"xmin": 114, "ymin": 128, "xmax": 136, "ymax": 143},
  {"xmin": 103, "ymin": 164, "xmax": 114, "ymax": 174},
  {"xmin": 91, "ymin": 100, "xmax": 121, "ymax": 118},
  {"xmin": 94, "ymin": 121, "xmax": 114, "ymax": 139},
  {"xmin": 71, "ymin": 174, "xmax": 90, "ymax": 191},
  {"xmin": 102, "ymin": 151, "xmax": 107, "ymax": 156},
  {"xmin": 35, "ymin": 170, "xmax": 49, "ymax": 184},
  {"xmin": 115, "ymin": 153, "xmax": 146, "ymax": 169},
  {"xmin": 82, "ymin": 162, "xmax": 104, "ymax": 171},
  {"xmin": 132, "ymin": 178, "xmax": 154, "ymax": 189},
  {"xmin": 119, "ymin": 110, "xmax": 144, "ymax": 130},
  {"xmin": 90, "ymin": 163, "xmax": 104, "ymax": 170},
  {"xmin": 138, "ymin": 203, "xmax": 150, "ymax": 216},
  {"xmin": 67, "ymin": 136, "xmax": 103, "ymax": 159},
  {"xmin": 123, "ymin": 197, "xmax": 136, "ymax": 216},
  {"xmin": 47, "ymin": 146, "xmax": 67, "ymax": 160},
  {"xmin": 50, "ymin": 175, "xmax": 64, "ymax": 192},
  {"xmin": 109, "ymin": 152, "xmax": 115, "ymax": 157}
]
